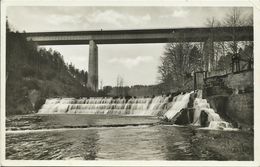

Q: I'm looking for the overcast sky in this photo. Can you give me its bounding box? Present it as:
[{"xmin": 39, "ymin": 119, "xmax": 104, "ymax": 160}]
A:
[{"xmin": 7, "ymin": 6, "xmax": 252, "ymax": 87}]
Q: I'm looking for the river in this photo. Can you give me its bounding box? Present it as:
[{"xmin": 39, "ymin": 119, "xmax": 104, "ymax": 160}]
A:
[{"xmin": 6, "ymin": 114, "xmax": 253, "ymax": 160}]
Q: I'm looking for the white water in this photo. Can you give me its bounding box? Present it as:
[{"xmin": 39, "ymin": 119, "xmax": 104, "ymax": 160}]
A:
[
  {"xmin": 164, "ymin": 92, "xmax": 192, "ymax": 120},
  {"xmin": 38, "ymin": 90, "xmax": 235, "ymax": 130},
  {"xmin": 192, "ymin": 90, "xmax": 235, "ymax": 130},
  {"xmin": 38, "ymin": 96, "xmax": 172, "ymax": 116}
]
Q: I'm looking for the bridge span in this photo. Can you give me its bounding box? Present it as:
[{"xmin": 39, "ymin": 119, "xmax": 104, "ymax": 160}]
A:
[
  {"xmin": 26, "ymin": 26, "xmax": 252, "ymax": 45},
  {"xmin": 25, "ymin": 26, "xmax": 253, "ymax": 91}
]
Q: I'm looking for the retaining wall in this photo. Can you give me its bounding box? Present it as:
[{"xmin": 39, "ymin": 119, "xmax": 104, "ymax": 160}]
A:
[{"xmin": 204, "ymin": 70, "xmax": 253, "ymax": 129}]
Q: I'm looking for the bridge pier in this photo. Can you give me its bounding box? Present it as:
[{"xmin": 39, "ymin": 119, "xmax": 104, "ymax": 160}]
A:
[
  {"xmin": 87, "ymin": 40, "xmax": 98, "ymax": 92},
  {"xmin": 203, "ymin": 37, "xmax": 214, "ymax": 72}
]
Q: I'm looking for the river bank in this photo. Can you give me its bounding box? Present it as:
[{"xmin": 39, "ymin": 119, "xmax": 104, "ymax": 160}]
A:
[{"xmin": 190, "ymin": 127, "xmax": 254, "ymax": 160}]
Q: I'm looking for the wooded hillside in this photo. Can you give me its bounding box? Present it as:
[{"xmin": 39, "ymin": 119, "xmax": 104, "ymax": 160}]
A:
[{"xmin": 6, "ymin": 21, "xmax": 95, "ymax": 115}]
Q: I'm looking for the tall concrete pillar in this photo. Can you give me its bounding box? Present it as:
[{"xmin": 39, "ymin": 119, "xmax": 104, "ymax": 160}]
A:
[
  {"xmin": 203, "ymin": 37, "xmax": 214, "ymax": 72},
  {"xmin": 87, "ymin": 40, "xmax": 98, "ymax": 92}
]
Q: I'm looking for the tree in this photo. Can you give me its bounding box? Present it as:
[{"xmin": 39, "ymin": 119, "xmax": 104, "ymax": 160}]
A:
[
  {"xmin": 6, "ymin": 17, "xmax": 11, "ymax": 33},
  {"xmin": 103, "ymin": 86, "xmax": 112, "ymax": 95},
  {"xmin": 158, "ymin": 42, "xmax": 203, "ymax": 91},
  {"xmin": 216, "ymin": 52, "xmax": 232, "ymax": 72},
  {"xmin": 204, "ymin": 17, "xmax": 223, "ymax": 71},
  {"xmin": 205, "ymin": 8, "xmax": 253, "ymax": 72},
  {"xmin": 83, "ymin": 71, "xmax": 88, "ymax": 86},
  {"xmin": 224, "ymin": 8, "xmax": 244, "ymax": 54},
  {"xmin": 116, "ymin": 75, "xmax": 124, "ymax": 96},
  {"xmin": 100, "ymin": 79, "xmax": 103, "ymax": 90}
]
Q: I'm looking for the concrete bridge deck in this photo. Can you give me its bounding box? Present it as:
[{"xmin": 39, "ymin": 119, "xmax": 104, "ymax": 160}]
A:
[
  {"xmin": 24, "ymin": 26, "xmax": 253, "ymax": 92},
  {"xmin": 26, "ymin": 26, "xmax": 253, "ymax": 45}
]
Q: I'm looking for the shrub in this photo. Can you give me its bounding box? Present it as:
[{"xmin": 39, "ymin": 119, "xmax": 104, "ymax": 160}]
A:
[
  {"xmin": 46, "ymin": 71, "xmax": 56, "ymax": 80},
  {"xmin": 23, "ymin": 79, "xmax": 39, "ymax": 90},
  {"xmin": 21, "ymin": 66, "xmax": 36, "ymax": 77},
  {"xmin": 34, "ymin": 98, "xmax": 46, "ymax": 111}
]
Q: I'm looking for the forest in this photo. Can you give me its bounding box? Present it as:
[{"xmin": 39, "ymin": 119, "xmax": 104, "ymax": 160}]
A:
[
  {"xmin": 6, "ymin": 20, "xmax": 95, "ymax": 115},
  {"xmin": 157, "ymin": 8, "xmax": 253, "ymax": 92}
]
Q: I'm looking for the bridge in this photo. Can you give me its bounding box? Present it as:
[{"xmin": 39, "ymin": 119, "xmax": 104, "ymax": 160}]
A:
[{"xmin": 25, "ymin": 26, "xmax": 253, "ymax": 91}]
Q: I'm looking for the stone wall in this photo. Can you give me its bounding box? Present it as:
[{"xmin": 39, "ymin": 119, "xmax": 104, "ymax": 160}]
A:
[
  {"xmin": 225, "ymin": 71, "xmax": 253, "ymax": 92},
  {"xmin": 226, "ymin": 93, "xmax": 253, "ymax": 127},
  {"xmin": 204, "ymin": 70, "xmax": 253, "ymax": 96},
  {"xmin": 204, "ymin": 70, "xmax": 253, "ymax": 129}
]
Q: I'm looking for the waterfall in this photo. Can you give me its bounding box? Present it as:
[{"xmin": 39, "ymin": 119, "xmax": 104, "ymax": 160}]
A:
[
  {"xmin": 192, "ymin": 90, "xmax": 234, "ymax": 130},
  {"xmin": 163, "ymin": 92, "xmax": 192, "ymax": 120},
  {"xmin": 38, "ymin": 90, "xmax": 235, "ymax": 130},
  {"xmin": 38, "ymin": 96, "xmax": 172, "ymax": 116}
]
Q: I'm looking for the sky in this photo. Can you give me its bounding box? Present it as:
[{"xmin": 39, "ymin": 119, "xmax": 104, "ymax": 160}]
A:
[{"xmin": 7, "ymin": 6, "xmax": 252, "ymax": 87}]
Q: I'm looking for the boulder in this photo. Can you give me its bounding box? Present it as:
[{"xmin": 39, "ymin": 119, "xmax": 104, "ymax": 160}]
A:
[{"xmin": 174, "ymin": 108, "xmax": 194, "ymax": 125}]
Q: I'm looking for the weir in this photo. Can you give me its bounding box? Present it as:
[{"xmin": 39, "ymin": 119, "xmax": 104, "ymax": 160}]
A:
[
  {"xmin": 38, "ymin": 90, "xmax": 234, "ymax": 130},
  {"xmin": 25, "ymin": 26, "xmax": 253, "ymax": 91}
]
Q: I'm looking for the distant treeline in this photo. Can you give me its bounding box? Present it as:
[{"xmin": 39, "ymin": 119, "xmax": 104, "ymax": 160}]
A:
[
  {"xmin": 97, "ymin": 85, "xmax": 162, "ymax": 97},
  {"xmin": 6, "ymin": 21, "xmax": 95, "ymax": 115}
]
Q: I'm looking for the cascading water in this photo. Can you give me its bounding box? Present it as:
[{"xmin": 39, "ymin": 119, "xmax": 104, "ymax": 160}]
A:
[
  {"xmin": 192, "ymin": 90, "xmax": 235, "ymax": 130},
  {"xmin": 163, "ymin": 92, "xmax": 192, "ymax": 120},
  {"xmin": 38, "ymin": 90, "xmax": 235, "ymax": 130},
  {"xmin": 38, "ymin": 95, "xmax": 173, "ymax": 116}
]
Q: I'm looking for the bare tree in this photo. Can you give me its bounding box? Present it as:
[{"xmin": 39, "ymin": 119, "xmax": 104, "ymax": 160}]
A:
[
  {"xmin": 100, "ymin": 79, "xmax": 103, "ymax": 90},
  {"xmin": 204, "ymin": 17, "xmax": 224, "ymax": 71},
  {"xmin": 224, "ymin": 8, "xmax": 244, "ymax": 54},
  {"xmin": 205, "ymin": 8, "xmax": 253, "ymax": 71},
  {"xmin": 116, "ymin": 75, "xmax": 124, "ymax": 96},
  {"xmin": 158, "ymin": 42, "xmax": 203, "ymax": 91}
]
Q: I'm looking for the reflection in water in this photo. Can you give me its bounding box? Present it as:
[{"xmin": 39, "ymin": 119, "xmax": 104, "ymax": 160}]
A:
[
  {"xmin": 96, "ymin": 126, "xmax": 165, "ymax": 160},
  {"xmin": 161, "ymin": 126, "xmax": 195, "ymax": 160},
  {"xmin": 6, "ymin": 125, "xmax": 199, "ymax": 160},
  {"xmin": 6, "ymin": 129, "xmax": 100, "ymax": 160},
  {"xmin": 59, "ymin": 129, "xmax": 100, "ymax": 160}
]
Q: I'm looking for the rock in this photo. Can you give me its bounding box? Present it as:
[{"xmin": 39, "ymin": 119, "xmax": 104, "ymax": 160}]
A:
[
  {"xmin": 200, "ymin": 110, "xmax": 209, "ymax": 127},
  {"xmin": 174, "ymin": 108, "xmax": 194, "ymax": 125}
]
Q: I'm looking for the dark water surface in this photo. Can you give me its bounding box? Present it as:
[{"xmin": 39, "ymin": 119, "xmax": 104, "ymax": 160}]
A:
[{"xmin": 6, "ymin": 114, "xmax": 253, "ymax": 160}]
